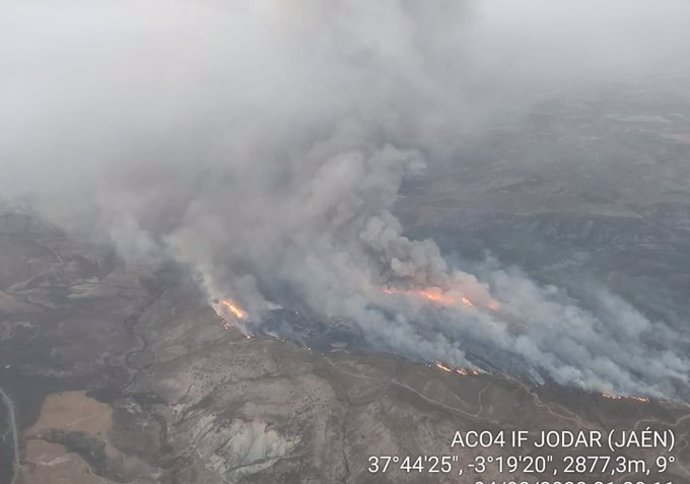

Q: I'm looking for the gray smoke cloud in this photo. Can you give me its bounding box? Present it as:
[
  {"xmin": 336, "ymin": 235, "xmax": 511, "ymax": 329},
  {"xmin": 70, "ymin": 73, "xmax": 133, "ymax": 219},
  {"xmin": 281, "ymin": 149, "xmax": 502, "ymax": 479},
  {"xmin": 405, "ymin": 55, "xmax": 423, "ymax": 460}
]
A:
[{"xmin": 1, "ymin": 0, "xmax": 689, "ymax": 398}]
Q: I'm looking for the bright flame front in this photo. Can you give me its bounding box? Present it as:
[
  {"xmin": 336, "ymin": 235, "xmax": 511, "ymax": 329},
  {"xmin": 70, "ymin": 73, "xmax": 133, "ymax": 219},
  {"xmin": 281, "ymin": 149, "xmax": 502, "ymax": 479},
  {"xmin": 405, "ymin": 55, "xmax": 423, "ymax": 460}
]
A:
[
  {"xmin": 219, "ymin": 299, "xmax": 248, "ymax": 320},
  {"xmin": 213, "ymin": 298, "xmax": 252, "ymax": 336},
  {"xmin": 434, "ymin": 362, "xmax": 479, "ymax": 377},
  {"xmin": 383, "ymin": 285, "xmax": 499, "ymax": 311},
  {"xmin": 601, "ymin": 392, "xmax": 650, "ymax": 403}
]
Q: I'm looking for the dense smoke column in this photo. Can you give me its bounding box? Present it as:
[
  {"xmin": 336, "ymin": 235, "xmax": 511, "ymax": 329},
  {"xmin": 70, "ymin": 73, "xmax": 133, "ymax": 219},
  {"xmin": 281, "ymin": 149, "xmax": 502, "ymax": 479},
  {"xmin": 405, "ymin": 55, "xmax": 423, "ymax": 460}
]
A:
[{"xmin": 1, "ymin": 0, "xmax": 689, "ymax": 398}]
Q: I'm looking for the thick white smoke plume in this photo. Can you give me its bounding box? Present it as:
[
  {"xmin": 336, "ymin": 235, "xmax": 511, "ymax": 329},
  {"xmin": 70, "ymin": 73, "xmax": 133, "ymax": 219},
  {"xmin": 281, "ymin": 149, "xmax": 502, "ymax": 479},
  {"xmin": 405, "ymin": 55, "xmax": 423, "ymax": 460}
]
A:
[{"xmin": 1, "ymin": 0, "xmax": 689, "ymax": 398}]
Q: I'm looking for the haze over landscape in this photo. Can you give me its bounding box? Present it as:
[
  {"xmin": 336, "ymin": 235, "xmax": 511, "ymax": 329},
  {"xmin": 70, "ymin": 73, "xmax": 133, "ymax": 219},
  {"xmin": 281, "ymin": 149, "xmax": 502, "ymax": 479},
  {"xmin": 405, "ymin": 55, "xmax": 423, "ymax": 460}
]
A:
[{"xmin": 1, "ymin": 1, "xmax": 690, "ymax": 483}]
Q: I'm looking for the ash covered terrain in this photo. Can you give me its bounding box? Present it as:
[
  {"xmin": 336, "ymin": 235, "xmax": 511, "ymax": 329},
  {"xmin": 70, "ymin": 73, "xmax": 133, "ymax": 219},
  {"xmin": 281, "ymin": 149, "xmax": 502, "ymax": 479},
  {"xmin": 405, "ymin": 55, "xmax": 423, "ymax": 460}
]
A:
[{"xmin": 2, "ymin": 0, "xmax": 690, "ymax": 483}]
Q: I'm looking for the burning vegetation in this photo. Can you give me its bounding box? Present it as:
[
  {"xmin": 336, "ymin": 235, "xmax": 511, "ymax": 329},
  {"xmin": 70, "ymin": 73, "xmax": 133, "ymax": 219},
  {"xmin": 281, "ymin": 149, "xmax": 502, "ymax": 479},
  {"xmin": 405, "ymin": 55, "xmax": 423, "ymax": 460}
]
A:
[
  {"xmin": 601, "ymin": 393, "xmax": 651, "ymax": 403},
  {"xmin": 434, "ymin": 362, "xmax": 480, "ymax": 377},
  {"xmin": 218, "ymin": 299, "xmax": 247, "ymax": 320},
  {"xmin": 212, "ymin": 298, "xmax": 251, "ymax": 335},
  {"xmin": 383, "ymin": 285, "xmax": 500, "ymax": 312}
]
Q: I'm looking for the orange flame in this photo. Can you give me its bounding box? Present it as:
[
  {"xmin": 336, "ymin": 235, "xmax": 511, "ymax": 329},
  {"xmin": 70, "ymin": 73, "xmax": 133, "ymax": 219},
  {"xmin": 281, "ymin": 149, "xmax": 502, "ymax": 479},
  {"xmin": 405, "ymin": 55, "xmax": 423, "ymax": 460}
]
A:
[
  {"xmin": 383, "ymin": 285, "xmax": 498, "ymax": 310},
  {"xmin": 419, "ymin": 287, "xmax": 458, "ymax": 306},
  {"xmin": 434, "ymin": 362, "xmax": 479, "ymax": 377},
  {"xmin": 219, "ymin": 299, "xmax": 248, "ymax": 320}
]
